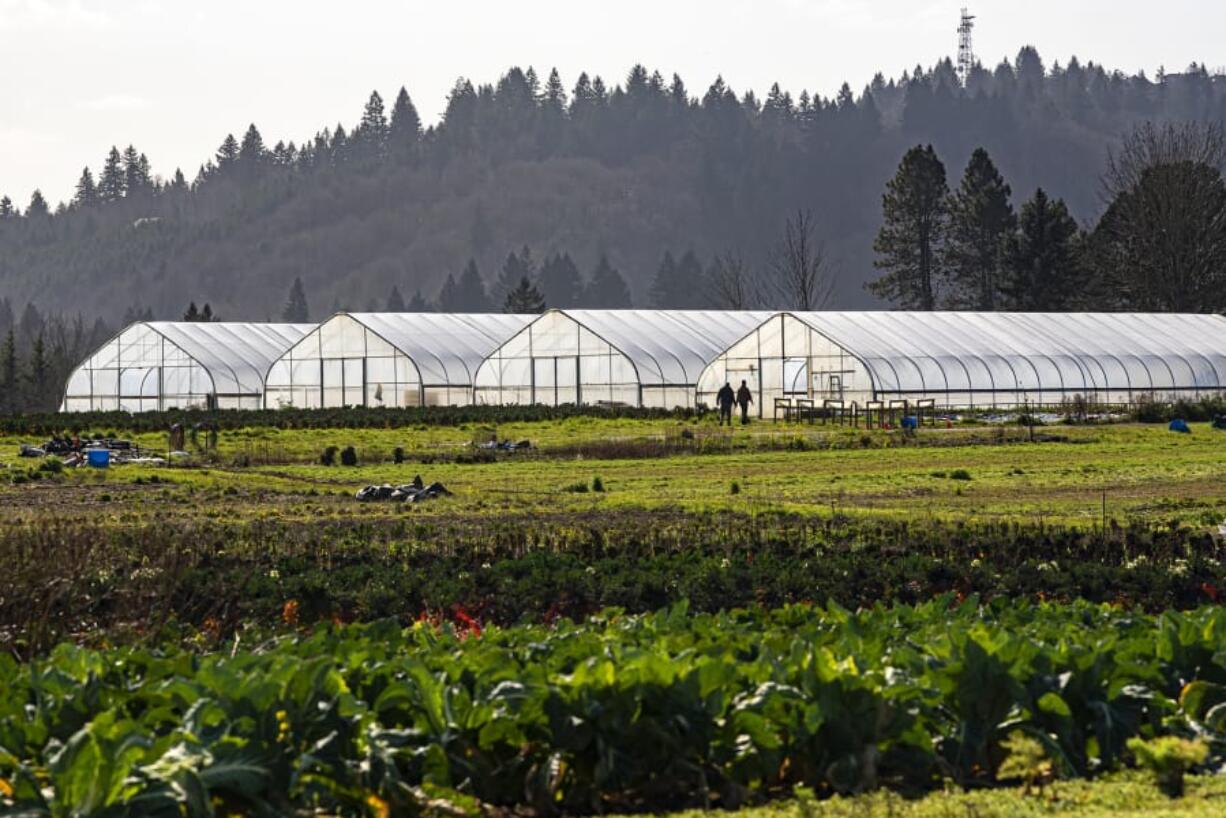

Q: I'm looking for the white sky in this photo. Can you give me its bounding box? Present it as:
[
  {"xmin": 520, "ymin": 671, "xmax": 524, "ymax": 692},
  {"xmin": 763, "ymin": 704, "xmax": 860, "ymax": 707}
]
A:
[{"xmin": 1, "ymin": 0, "xmax": 1223, "ymax": 205}]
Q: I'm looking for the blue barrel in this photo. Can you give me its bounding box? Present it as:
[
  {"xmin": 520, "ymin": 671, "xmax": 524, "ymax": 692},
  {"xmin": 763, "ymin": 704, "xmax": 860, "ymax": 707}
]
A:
[{"xmin": 86, "ymin": 448, "xmax": 110, "ymax": 468}]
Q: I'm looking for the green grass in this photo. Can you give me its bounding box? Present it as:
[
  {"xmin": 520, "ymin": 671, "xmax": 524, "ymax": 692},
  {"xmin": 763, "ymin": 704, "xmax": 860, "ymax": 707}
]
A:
[
  {"xmin": 664, "ymin": 773, "xmax": 1226, "ymax": 817},
  {"xmin": 5, "ymin": 421, "xmax": 1223, "ymax": 529}
]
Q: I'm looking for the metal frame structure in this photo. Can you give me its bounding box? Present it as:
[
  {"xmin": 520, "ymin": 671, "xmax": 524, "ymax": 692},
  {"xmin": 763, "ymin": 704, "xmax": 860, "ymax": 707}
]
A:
[
  {"xmin": 61, "ymin": 322, "xmax": 311, "ymax": 412},
  {"xmin": 263, "ymin": 312, "xmax": 532, "ymax": 408},
  {"xmin": 698, "ymin": 311, "xmax": 1226, "ymax": 415},
  {"xmin": 473, "ymin": 309, "xmax": 773, "ymax": 408}
]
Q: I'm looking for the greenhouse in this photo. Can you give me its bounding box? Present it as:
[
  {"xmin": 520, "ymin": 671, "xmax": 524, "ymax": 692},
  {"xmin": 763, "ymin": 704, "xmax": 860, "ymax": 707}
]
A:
[
  {"xmin": 697, "ymin": 311, "xmax": 1226, "ymax": 414},
  {"xmin": 262, "ymin": 312, "xmax": 533, "ymax": 408},
  {"xmin": 473, "ymin": 309, "xmax": 773, "ymax": 408},
  {"xmin": 61, "ymin": 321, "xmax": 312, "ymax": 412}
]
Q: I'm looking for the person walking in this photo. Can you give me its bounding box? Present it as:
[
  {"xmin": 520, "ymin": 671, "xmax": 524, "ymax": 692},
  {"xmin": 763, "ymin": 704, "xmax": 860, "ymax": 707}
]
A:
[
  {"xmin": 716, "ymin": 382, "xmax": 735, "ymax": 426},
  {"xmin": 736, "ymin": 379, "xmax": 754, "ymax": 424}
]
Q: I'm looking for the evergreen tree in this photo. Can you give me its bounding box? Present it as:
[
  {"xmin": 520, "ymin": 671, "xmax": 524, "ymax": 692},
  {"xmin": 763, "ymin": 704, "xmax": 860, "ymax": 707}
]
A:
[
  {"xmin": 183, "ymin": 302, "xmax": 199, "ymax": 321},
  {"xmin": 868, "ymin": 144, "xmax": 949, "ymax": 309},
  {"xmin": 503, "ymin": 276, "xmax": 546, "ymax": 313},
  {"xmin": 648, "ymin": 251, "xmax": 678, "ymax": 307},
  {"xmin": 200, "ymin": 304, "xmax": 216, "ymax": 322},
  {"xmin": 1000, "ymin": 188, "xmax": 1081, "ymax": 310},
  {"xmin": 0, "ymin": 330, "xmax": 16, "ymax": 413},
  {"xmin": 386, "ymin": 285, "xmax": 406, "ymax": 312},
  {"xmin": 122, "ymin": 145, "xmax": 152, "ymax": 196},
  {"xmin": 494, "ymin": 246, "xmax": 536, "ymax": 302},
  {"xmin": 674, "ymin": 250, "xmax": 708, "ymax": 308},
  {"xmin": 0, "ymin": 196, "xmax": 15, "ymax": 219},
  {"xmin": 73, "ymin": 167, "xmax": 97, "ymax": 208},
  {"xmin": 282, "ymin": 277, "xmax": 310, "ymax": 322},
  {"xmin": 25, "ymin": 332, "xmax": 48, "ymax": 410},
  {"xmin": 389, "ymin": 87, "xmax": 422, "ymax": 160},
  {"xmin": 456, "ymin": 259, "xmax": 491, "ymax": 310},
  {"xmin": 26, "ymin": 190, "xmax": 49, "ymax": 219},
  {"xmin": 538, "ymin": 252, "xmax": 582, "ymax": 308},
  {"xmin": 543, "ymin": 68, "xmax": 567, "ymax": 113},
  {"xmin": 239, "ymin": 124, "xmax": 267, "ymax": 166},
  {"xmin": 216, "ymin": 134, "xmax": 240, "ymax": 168},
  {"xmin": 436, "ymin": 274, "xmax": 463, "ymax": 311},
  {"xmin": 99, "ymin": 146, "xmax": 126, "ymax": 202},
  {"xmin": 406, "ymin": 289, "xmax": 429, "ymax": 311},
  {"xmin": 944, "ymin": 148, "xmax": 1016, "ymax": 309},
  {"xmin": 356, "ymin": 91, "xmax": 389, "ymax": 160},
  {"xmin": 583, "ymin": 254, "xmax": 632, "ymax": 307}
]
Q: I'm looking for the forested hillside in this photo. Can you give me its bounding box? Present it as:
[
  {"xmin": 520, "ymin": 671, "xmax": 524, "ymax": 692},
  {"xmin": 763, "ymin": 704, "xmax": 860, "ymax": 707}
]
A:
[{"xmin": 0, "ymin": 50, "xmax": 1223, "ymax": 328}]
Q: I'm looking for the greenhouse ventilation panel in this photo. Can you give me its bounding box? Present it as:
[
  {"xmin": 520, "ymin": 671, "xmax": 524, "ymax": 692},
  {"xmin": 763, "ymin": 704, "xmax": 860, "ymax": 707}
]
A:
[
  {"xmin": 61, "ymin": 322, "xmax": 312, "ymax": 412},
  {"xmin": 474, "ymin": 309, "xmax": 773, "ymax": 408},
  {"xmin": 697, "ymin": 311, "xmax": 1226, "ymax": 413},
  {"xmin": 262, "ymin": 312, "xmax": 533, "ymax": 408}
]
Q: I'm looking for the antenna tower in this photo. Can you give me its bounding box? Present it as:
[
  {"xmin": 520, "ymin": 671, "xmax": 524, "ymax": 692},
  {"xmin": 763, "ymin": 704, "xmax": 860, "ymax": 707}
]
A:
[{"xmin": 957, "ymin": 8, "xmax": 976, "ymax": 86}]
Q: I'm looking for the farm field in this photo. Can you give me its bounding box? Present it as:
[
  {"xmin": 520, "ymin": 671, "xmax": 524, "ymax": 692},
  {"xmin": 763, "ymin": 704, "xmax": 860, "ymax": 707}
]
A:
[{"xmin": 3, "ymin": 409, "xmax": 1226, "ymax": 816}]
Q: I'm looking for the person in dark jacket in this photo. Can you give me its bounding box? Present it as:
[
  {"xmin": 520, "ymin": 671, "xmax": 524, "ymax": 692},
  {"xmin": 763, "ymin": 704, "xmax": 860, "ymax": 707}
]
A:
[
  {"xmin": 716, "ymin": 382, "xmax": 735, "ymax": 426},
  {"xmin": 736, "ymin": 380, "xmax": 754, "ymax": 424}
]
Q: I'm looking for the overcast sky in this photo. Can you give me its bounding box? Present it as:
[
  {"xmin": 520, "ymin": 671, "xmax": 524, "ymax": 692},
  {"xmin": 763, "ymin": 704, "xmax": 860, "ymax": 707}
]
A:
[{"xmin": 2, "ymin": 0, "xmax": 1223, "ymax": 205}]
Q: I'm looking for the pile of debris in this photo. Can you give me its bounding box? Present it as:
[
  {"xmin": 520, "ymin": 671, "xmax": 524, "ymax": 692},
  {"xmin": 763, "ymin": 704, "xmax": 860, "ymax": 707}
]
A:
[
  {"xmin": 475, "ymin": 439, "xmax": 532, "ymax": 452},
  {"xmin": 18, "ymin": 437, "xmax": 163, "ymax": 466},
  {"xmin": 356, "ymin": 475, "xmax": 452, "ymax": 504}
]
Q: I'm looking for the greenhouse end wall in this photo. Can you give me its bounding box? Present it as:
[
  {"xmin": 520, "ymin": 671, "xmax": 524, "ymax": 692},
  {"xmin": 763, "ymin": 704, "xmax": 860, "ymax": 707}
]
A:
[
  {"xmin": 697, "ymin": 314, "xmax": 875, "ymax": 416},
  {"xmin": 264, "ymin": 315, "xmax": 426, "ymax": 409},
  {"xmin": 474, "ymin": 312, "xmax": 643, "ymax": 407}
]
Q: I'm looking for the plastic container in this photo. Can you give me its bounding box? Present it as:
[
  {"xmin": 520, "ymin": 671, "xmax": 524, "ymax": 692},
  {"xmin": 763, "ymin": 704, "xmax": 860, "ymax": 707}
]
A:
[{"xmin": 86, "ymin": 448, "xmax": 110, "ymax": 468}]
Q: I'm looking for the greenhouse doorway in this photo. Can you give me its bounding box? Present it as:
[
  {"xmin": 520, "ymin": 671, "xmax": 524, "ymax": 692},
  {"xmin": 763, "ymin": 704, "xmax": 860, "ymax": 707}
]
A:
[
  {"xmin": 533, "ymin": 356, "xmax": 579, "ymax": 406},
  {"xmin": 726, "ymin": 362, "xmax": 760, "ymax": 418},
  {"xmin": 322, "ymin": 358, "xmax": 365, "ymax": 407}
]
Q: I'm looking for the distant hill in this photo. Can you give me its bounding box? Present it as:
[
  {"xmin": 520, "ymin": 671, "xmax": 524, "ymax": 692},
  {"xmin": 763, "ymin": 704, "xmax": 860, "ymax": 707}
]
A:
[{"xmin": 0, "ymin": 52, "xmax": 1223, "ymax": 324}]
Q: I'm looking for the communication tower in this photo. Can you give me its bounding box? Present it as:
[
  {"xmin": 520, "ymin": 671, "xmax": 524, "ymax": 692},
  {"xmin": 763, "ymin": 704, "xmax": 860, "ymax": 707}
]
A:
[{"xmin": 957, "ymin": 8, "xmax": 976, "ymax": 86}]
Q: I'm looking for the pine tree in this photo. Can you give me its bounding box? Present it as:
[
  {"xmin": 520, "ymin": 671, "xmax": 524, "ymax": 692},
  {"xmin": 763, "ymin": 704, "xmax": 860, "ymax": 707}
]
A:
[
  {"xmin": 436, "ymin": 274, "xmax": 462, "ymax": 311},
  {"xmin": 406, "ymin": 289, "xmax": 429, "ymax": 311},
  {"xmin": 543, "ymin": 68, "xmax": 567, "ymax": 113},
  {"xmin": 25, "ymin": 332, "xmax": 48, "ymax": 410},
  {"xmin": 0, "ymin": 329, "xmax": 16, "ymax": 413},
  {"xmin": 26, "ymin": 190, "xmax": 49, "ymax": 219},
  {"xmin": 0, "ymin": 196, "xmax": 14, "ymax": 219},
  {"xmin": 183, "ymin": 302, "xmax": 199, "ymax": 321},
  {"xmin": 282, "ymin": 277, "xmax": 310, "ymax": 322},
  {"xmin": 583, "ymin": 254, "xmax": 632, "ymax": 307},
  {"xmin": 239, "ymin": 124, "xmax": 267, "ymax": 166},
  {"xmin": 675, "ymin": 249, "xmax": 708, "ymax": 308},
  {"xmin": 356, "ymin": 91, "xmax": 389, "ymax": 161},
  {"xmin": 456, "ymin": 259, "xmax": 491, "ymax": 310},
  {"xmin": 538, "ymin": 253, "xmax": 582, "ymax": 308},
  {"xmin": 503, "ymin": 276, "xmax": 546, "ymax": 313},
  {"xmin": 1000, "ymin": 189, "xmax": 1081, "ymax": 310},
  {"xmin": 495, "ymin": 247, "xmax": 535, "ymax": 303},
  {"xmin": 389, "ymin": 87, "xmax": 422, "ymax": 161},
  {"xmin": 99, "ymin": 146, "xmax": 126, "ymax": 202},
  {"xmin": 73, "ymin": 167, "xmax": 97, "ymax": 208},
  {"xmin": 216, "ymin": 134, "xmax": 240, "ymax": 168},
  {"xmin": 200, "ymin": 304, "xmax": 216, "ymax": 322},
  {"xmin": 649, "ymin": 251, "xmax": 679, "ymax": 307},
  {"xmin": 386, "ymin": 285, "xmax": 406, "ymax": 312},
  {"xmin": 944, "ymin": 148, "xmax": 1016, "ymax": 309},
  {"xmin": 123, "ymin": 145, "xmax": 152, "ymax": 196},
  {"xmin": 868, "ymin": 144, "xmax": 950, "ymax": 309}
]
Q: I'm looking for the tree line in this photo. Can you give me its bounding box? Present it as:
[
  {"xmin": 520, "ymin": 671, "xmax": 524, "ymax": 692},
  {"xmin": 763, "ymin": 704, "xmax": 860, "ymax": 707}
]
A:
[
  {"xmin": 868, "ymin": 121, "xmax": 1226, "ymax": 313},
  {"xmin": 0, "ymin": 50, "xmax": 1221, "ymax": 324}
]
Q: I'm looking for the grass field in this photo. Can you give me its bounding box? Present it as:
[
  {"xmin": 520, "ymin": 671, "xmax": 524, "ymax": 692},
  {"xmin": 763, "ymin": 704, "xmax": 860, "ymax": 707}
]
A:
[{"xmin": 3, "ymin": 419, "xmax": 1223, "ymax": 527}]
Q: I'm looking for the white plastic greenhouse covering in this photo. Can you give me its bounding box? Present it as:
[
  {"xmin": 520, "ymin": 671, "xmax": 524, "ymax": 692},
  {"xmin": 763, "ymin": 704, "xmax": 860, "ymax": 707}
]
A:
[
  {"xmin": 263, "ymin": 312, "xmax": 533, "ymax": 408},
  {"xmin": 474, "ymin": 309, "xmax": 774, "ymax": 408},
  {"xmin": 61, "ymin": 322, "xmax": 312, "ymax": 412},
  {"xmin": 697, "ymin": 311, "xmax": 1226, "ymax": 413}
]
